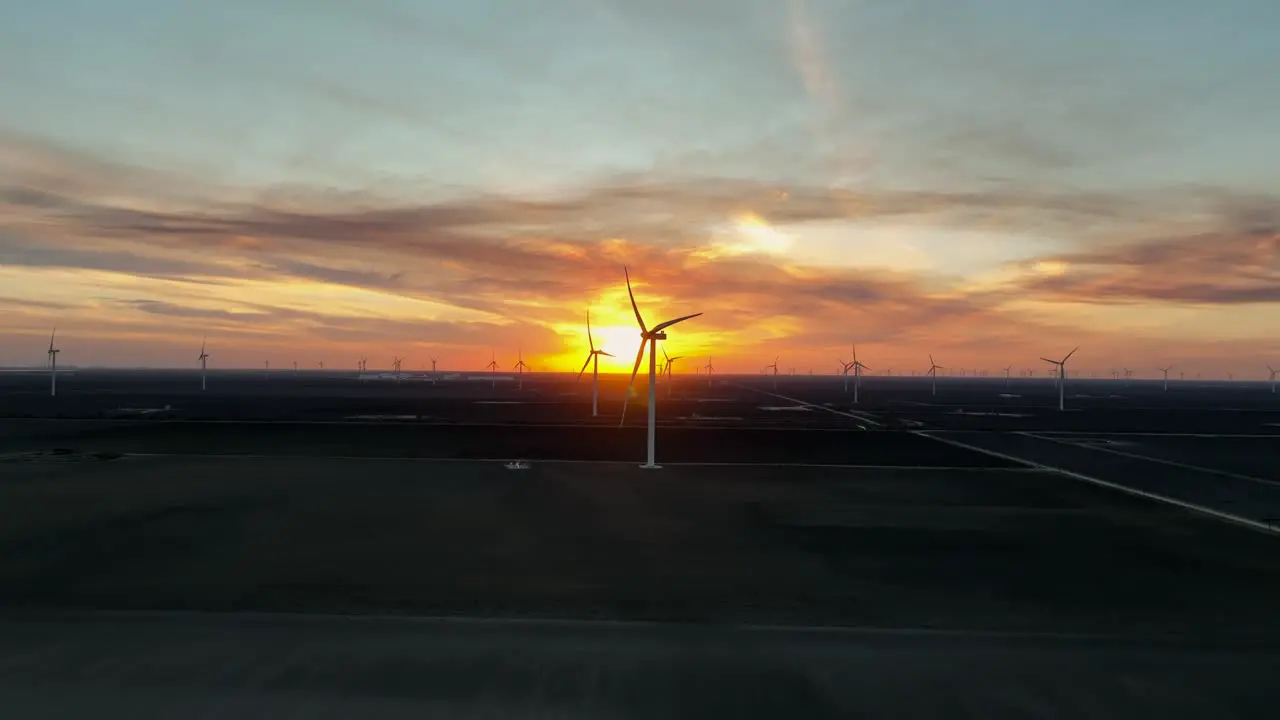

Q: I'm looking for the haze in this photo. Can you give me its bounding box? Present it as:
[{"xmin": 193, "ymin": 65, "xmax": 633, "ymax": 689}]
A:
[{"xmin": 2, "ymin": 0, "xmax": 1278, "ymax": 376}]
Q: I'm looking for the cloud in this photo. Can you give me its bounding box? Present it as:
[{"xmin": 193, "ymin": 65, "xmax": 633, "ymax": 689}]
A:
[{"xmin": 3, "ymin": 132, "xmax": 1279, "ymax": 369}]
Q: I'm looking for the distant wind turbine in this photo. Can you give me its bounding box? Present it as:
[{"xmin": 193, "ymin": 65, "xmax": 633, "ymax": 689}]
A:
[
  {"xmin": 198, "ymin": 336, "xmax": 209, "ymax": 391},
  {"xmin": 1041, "ymin": 346, "xmax": 1079, "ymax": 411},
  {"xmin": 392, "ymin": 357, "xmax": 403, "ymax": 384},
  {"xmin": 576, "ymin": 310, "xmax": 613, "ymax": 417},
  {"xmin": 293, "ymin": 360, "xmax": 298, "ymax": 374},
  {"xmin": 704, "ymin": 357, "xmax": 715, "ymax": 389},
  {"xmin": 1268, "ymin": 365, "xmax": 1277, "ymax": 394},
  {"xmin": 662, "ymin": 347, "xmax": 684, "ymax": 398},
  {"xmin": 619, "ymin": 266, "xmax": 702, "ymax": 469},
  {"xmin": 849, "ymin": 344, "xmax": 869, "ymax": 404},
  {"xmin": 47, "ymin": 328, "xmax": 60, "ymax": 397},
  {"xmin": 764, "ymin": 356, "xmax": 779, "ymax": 389},
  {"xmin": 927, "ymin": 355, "xmax": 944, "ymax": 397},
  {"xmin": 486, "ymin": 352, "xmax": 499, "ymax": 389},
  {"xmin": 1003, "ymin": 365, "xmax": 1013, "ymax": 389},
  {"xmin": 837, "ymin": 359, "xmax": 853, "ymax": 393},
  {"xmin": 513, "ymin": 350, "xmax": 530, "ymax": 390},
  {"xmin": 1158, "ymin": 365, "xmax": 1173, "ymax": 392}
]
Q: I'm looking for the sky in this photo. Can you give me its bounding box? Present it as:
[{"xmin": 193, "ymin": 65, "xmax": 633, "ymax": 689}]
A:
[{"xmin": 2, "ymin": 0, "xmax": 1279, "ymax": 377}]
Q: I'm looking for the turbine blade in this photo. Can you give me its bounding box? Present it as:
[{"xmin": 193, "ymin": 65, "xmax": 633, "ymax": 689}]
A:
[
  {"xmin": 1040, "ymin": 357, "xmax": 1058, "ymax": 365},
  {"xmin": 623, "ymin": 266, "xmax": 647, "ymax": 333},
  {"xmin": 929, "ymin": 354, "xmax": 934, "ymax": 366},
  {"xmin": 600, "ymin": 351, "xmax": 614, "ymax": 357},
  {"xmin": 577, "ymin": 354, "xmax": 593, "ymax": 380},
  {"xmin": 652, "ymin": 312, "xmax": 703, "ymax": 333},
  {"xmin": 627, "ymin": 340, "xmax": 646, "ymax": 388},
  {"xmin": 663, "ymin": 347, "xmax": 670, "ymax": 362},
  {"xmin": 1062, "ymin": 346, "xmax": 1079, "ymax": 363},
  {"xmin": 586, "ymin": 310, "xmax": 594, "ymax": 351}
]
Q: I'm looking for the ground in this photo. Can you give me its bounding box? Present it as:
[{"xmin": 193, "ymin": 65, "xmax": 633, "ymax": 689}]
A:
[{"xmin": 1, "ymin": 369, "xmax": 1279, "ymax": 717}]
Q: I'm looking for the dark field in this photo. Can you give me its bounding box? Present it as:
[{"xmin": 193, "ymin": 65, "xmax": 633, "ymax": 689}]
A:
[{"xmin": 3, "ymin": 369, "xmax": 1280, "ymax": 717}]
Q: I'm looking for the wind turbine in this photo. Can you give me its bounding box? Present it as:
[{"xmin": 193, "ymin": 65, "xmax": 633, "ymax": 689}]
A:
[
  {"xmin": 47, "ymin": 328, "xmax": 60, "ymax": 397},
  {"xmin": 704, "ymin": 357, "xmax": 715, "ymax": 389},
  {"xmin": 1158, "ymin": 365, "xmax": 1173, "ymax": 392},
  {"xmin": 293, "ymin": 360, "xmax": 298, "ymax": 374},
  {"xmin": 927, "ymin": 355, "xmax": 944, "ymax": 397},
  {"xmin": 198, "ymin": 336, "xmax": 209, "ymax": 391},
  {"xmin": 837, "ymin": 359, "xmax": 854, "ymax": 393},
  {"xmin": 849, "ymin": 345, "xmax": 869, "ymax": 404},
  {"xmin": 1040, "ymin": 346, "xmax": 1079, "ymax": 411},
  {"xmin": 513, "ymin": 350, "xmax": 529, "ymax": 390},
  {"xmin": 662, "ymin": 347, "xmax": 684, "ymax": 398},
  {"xmin": 576, "ymin": 310, "xmax": 614, "ymax": 417},
  {"xmin": 619, "ymin": 266, "xmax": 702, "ymax": 469},
  {"xmin": 1003, "ymin": 365, "xmax": 1013, "ymax": 388},
  {"xmin": 392, "ymin": 357, "xmax": 403, "ymax": 384},
  {"xmin": 1268, "ymin": 365, "xmax": 1277, "ymax": 394},
  {"xmin": 486, "ymin": 352, "xmax": 499, "ymax": 389},
  {"xmin": 764, "ymin": 356, "xmax": 779, "ymax": 390}
]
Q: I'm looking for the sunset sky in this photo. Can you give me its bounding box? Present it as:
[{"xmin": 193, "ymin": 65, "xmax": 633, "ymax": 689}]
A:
[{"xmin": 2, "ymin": 0, "xmax": 1278, "ymax": 376}]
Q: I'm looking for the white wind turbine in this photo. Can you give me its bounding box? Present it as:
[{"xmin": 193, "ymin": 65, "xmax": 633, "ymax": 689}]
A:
[
  {"xmin": 513, "ymin": 350, "xmax": 530, "ymax": 390},
  {"xmin": 849, "ymin": 345, "xmax": 869, "ymax": 404},
  {"xmin": 198, "ymin": 336, "xmax": 209, "ymax": 391},
  {"xmin": 927, "ymin": 355, "xmax": 944, "ymax": 397},
  {"xmin": 1158, "ymin": 365, "xmax": 1173, "ymax": 392},
  {"xmin": 1268, "ymin": 365, "xmax": 1277, "ymax": 394},
  {"xmin": 486, "ymin": 352, "xmax": 499, "ymax": 389},
  {"xmin": 619, "ymin": 266, "xmax": 702, "ymax": 469},
  {"xmin": 662, "ymin": 347, "xmax": 684, "ymax": 398},
  {"xmin": 47, "ymin": 328, "xmax": 60, "ymax": 397},
  {"xmin": 577, "ymin": 310, "xmax": 614, "ymax": 417},
  {"xmin": 1040, "ymin": 346, "xmax": 1079, "ymax": 411}
]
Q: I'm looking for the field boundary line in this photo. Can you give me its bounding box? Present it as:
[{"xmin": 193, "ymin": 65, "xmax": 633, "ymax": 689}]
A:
[
  {"xmin": 1020, "ymin": 431, "xmax": 1280, "ymax": 489},
  {"xmin": 727, "ymin": 383, "xmax": 882, "ymax": 427},
  {"xmin": 915, "ymin": 431, "xmax": 1280, "ymax": 536}
]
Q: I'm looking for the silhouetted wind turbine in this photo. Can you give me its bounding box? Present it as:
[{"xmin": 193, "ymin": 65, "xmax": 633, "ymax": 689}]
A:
[
  {"xmin": 1003, "ymin": 365, "xmax": 1013, "ymax": 389},
  {"xmin": 486, "ymin": 352, "xmax": 499, "ymax": 389},
  {"xmin": 1158, "ymin": 365, "xmax": 1173, "ymax": 392},
  {"xmin": 838, "ymin": 359, "xmax": 854, "ymax": 393},
  {"xmin": 198, "ymin": 336, "xmax": 209, "ymax": 391},
  {"xmin": 1041, "ymin": 346, "xmax": 1079, "ymax": 411},
  {"xmin": 662, "ymin": 347, "xmax": 684, "ymax": 398},
  {"xmin": 764, "ymin": 356, "xmax": 779, "ymax": 390},
  {"xmin": 850, "ymin": 344, "xmax": 869, "ymax": 404},
  {"xmin": 618, "ymin": 266, "xmax": 702, "ymax": 469},
  {"xmin": 392, "ymin": 357, "xmax": 403, "ymax": 384},
  {"xmin": 47, "ymin": 328, "xmax": 60, "ymax": 397},
  {"xmin": 576, "ymin": 310, "xmax": 613, "ymax": 417},
  {"xmin": 704, "ymin": 357, "xmax": 715, "ymax": 389},
  {"xmin": 927, "ymin": 355, "xmax": 944, "ymax": 397},
  {"xmin": 513, "ymin": 350, "xmax": 529, "ymax": 390},
  {"xmin": 1268, "ymin": 365, "xmax": 1277, "ymax": 394}
]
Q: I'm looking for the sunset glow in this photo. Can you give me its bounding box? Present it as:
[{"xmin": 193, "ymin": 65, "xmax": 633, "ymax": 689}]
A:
[{"xmin": 2, "ymin": 1, "xmax": 1278, "ymax": 377}]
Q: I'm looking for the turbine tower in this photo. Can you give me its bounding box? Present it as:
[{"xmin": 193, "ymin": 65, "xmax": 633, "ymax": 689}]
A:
[
  {"xmin": 1040, "ymin": 346, "xmax": 1079, "ymax": 411},
  {"xmin": 576, "ymin": 310, "xmax": 614, "ymax": 417},
  {"xmin": 704, "ymin": 357, "xmax": 715, "ymax": 389},
  {"xmin": 1158, "ymin": 365, "xmax": 1173, "ymax": 392},
  {"xmin": 486, "ymin": 352, "xmax": 499, "ymax": 389},
  {"xmin": 198, "ymin": 336, "xmax": 209, "ymax": 391},
  {"xmin": 927, "ymin": 355, "xmax": 944, "ymax": 397},
  {"xmin": 513, "ymin": 350, "xmax": 529, "ymax": 391},
  {"xmin": 619, "ymin": 266, "xmax": 702, "ymax": 469},
  {"xmin": 47, "ymin": 328, "xmax": 60, "ymax": 397}
]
